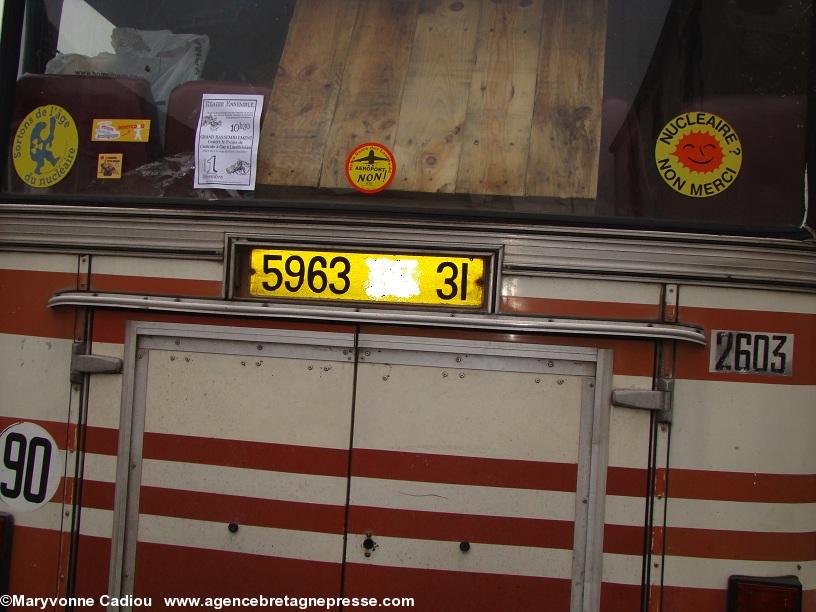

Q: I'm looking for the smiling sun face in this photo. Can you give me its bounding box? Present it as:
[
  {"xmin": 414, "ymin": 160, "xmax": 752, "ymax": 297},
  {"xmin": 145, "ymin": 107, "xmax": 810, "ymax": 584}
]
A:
[{"xmin": 673, "ymin": 131, "xmax": 723, "ymax": 173}]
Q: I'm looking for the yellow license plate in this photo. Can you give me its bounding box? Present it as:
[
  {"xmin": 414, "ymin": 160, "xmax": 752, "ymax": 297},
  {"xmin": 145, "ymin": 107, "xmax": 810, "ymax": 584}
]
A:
[{"xmin": 249, "ymin": 248, "xmax": 486, "ymax": 308}]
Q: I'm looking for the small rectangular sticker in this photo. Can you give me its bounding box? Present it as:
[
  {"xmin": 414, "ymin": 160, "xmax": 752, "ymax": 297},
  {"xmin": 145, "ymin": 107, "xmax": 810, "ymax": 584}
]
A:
[
  {"xmin": 97, "ymin": 153, "xmax": 123, "ymax": 179},
  {"xmin": 709, "ymin": 330, "xmax": 794, "ymax": 376},
  {"xmin": 92, "ymin": 119, "xmax": 151, "ymax": 142}
]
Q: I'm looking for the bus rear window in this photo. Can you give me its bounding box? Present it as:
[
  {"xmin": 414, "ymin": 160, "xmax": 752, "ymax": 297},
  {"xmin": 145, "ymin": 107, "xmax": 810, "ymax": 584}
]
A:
[{"xmin": 1, "ymin": 0, "xmax": 812, "ymax": 232}]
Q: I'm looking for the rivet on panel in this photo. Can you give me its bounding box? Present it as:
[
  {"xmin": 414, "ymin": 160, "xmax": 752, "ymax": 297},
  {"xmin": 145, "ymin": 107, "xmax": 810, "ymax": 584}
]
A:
[
  {"xmin": 557, "ymin": 379, "xmax": 564, "ymax": 385},
  {"xmin": 442, "ymin": 371, "xmax": 448, "ymax": 378},
  {"xmin": 459, "ymin": 372, "xmax": 465, "ymax": 379}
]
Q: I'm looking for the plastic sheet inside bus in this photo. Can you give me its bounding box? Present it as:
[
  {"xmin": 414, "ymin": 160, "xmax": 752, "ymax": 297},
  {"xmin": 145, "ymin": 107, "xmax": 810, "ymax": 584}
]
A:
[{"xmin": 0, "ymin": 0, "xmax": 812, "ymax": 234}]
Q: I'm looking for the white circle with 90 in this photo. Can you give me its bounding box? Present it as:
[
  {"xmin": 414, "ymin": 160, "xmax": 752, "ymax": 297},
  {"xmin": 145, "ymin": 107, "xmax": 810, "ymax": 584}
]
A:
[{"xmin": 0, "ymin": 422, "xmax": 63, "ymax": 511}]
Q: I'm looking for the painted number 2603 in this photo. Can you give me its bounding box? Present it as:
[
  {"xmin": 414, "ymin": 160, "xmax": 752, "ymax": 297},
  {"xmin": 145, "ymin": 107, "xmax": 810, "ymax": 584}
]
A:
[{"xmin": 711, "ymin": 331, "xmax": 793, "ymax": 376}]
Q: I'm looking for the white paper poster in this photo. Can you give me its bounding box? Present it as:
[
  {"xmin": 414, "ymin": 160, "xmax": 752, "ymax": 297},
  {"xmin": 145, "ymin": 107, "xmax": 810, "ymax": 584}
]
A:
[{"xmin": 194, "ymin": 94, "xmax": 263, "ymax": 190}]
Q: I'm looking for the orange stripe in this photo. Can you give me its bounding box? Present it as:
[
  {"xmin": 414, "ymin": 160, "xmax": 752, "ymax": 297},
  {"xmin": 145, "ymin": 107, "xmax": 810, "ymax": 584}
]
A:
[
  {"xmin": 348, "ymin": 505, "xmax": 575, "ymax": 549},
  {"xmin": 0, "ymin": 269, "xmax": 77, "ymax": 338},
  {"xmin": 677, "ymin": 306, "xmax": 816, "ymax": 385},
  {"xmin": 7, "ymin": 526, "xmax": 62, "ymax": 598},
  {"xmin": 669, "ymin": 468, "xmax": 816, "ymax": 503},
  {"xmin": 91, "ymin": 274, "xmax": 222, "ymax": 298},
  {"xmin": 351, "ymin": 447, "xmax": 577, "ymax": 491},
  {"xmin": 344, "ymin": 564, "xmax": 570, "ymax": 611},
  {"xmin": 604, "ymin": 524, "xmax": 645, "ymax": 556},
  {"xmin": 607, "ymin": 466, "xmax": 648, "ymax": 497},
  {"xmin": 84, "ymin": 425, "xmax": 118, "ymax": 456},
  {"xmin": 501, "ymin": 296, "xmax": 661, "ymax": 321},
  {"xmin": 0, "ymin": 416, "xmax": 74, "ymax": 450},
  {"xmin": 138, "ymin": 486, "xmax": 346, "ymax": 534},
  {"xmin": 661, "ymin": 585, "xmax": 726, "ymax": 612},
  {"xmin": 665, "ymin": 527, "xmax": 816, "ymax": 561},
  {"xmin": 92, "ymin": 310, "xmax": 356, "ymax": 344},
  {"xmin": 134, "ymin": 542, "xmax": 342, "ymax": 599},
  {"xmin": 142, "ymin": 431, "xmax": 349, "ymax": 478},
  {"xmin": 601, "ymin": 582, "xmax": 643, "ymax": 612},
  {"xmin": 74, "ymin": 535, "xmax": 111, "ymax": 609},
  {"xmin": 81, "ymin": 479, "xmax": 116, "ymax": 511}
]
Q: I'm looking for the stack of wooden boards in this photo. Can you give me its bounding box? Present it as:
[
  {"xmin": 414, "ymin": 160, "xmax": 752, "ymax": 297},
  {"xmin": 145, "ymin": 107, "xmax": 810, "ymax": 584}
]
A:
[{"xmin": 258, "ymin": 0, "xmax": 607, "ymax": 198}]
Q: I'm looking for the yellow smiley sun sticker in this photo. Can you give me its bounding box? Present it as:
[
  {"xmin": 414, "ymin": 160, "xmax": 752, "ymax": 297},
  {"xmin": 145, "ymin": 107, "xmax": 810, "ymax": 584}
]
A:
[
  {"xmin": 655, "ymin": 112, "xmax": 742, "ymax": 198},
  {"xmin": 346, "ymin": 143, "xmax": 395, "ymax": 194},
  {"xmin": 12, "ymin": 105, "xmax": 78, "ymax": 188}
]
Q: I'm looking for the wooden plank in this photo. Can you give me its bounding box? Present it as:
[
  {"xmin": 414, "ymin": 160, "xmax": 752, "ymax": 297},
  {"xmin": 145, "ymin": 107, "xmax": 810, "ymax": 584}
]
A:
[
  {"xmin": 391, "ymin": 0, "xmax": 481, "ymax": 193},
  {"xmin": 455, "ymin": 0, "xmax": 544, "ymax": 196},
  {"xmin": 526, "ymin": 0, "xmax": 608, "ymax": 199},
  {"xmin": 257, "ymin": 0, "xmax": 359, "ymax": 187},
  {"xmin": 319, "ymin": 0, "xmax": 419, "ymax": 189}
]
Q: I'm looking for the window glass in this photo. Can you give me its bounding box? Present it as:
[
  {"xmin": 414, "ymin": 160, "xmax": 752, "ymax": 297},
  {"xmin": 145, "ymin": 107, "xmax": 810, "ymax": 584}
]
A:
[{"xmin": 2, "ymin": 0, "xmax": 812, "ymax": 232}]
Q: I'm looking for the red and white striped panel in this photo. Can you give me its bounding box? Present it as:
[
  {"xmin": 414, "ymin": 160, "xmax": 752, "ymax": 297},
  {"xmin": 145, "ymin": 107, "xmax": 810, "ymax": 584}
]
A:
[
  {"xmin": 89, "ymin": 254, "xmax": 223, "ymax": 297},
  {"xmin": 336, "ymin": 324, "xmax": 655, "ymax": 611},
  {"xmin": 664, "ymin": 286, "xmax": 816, "ymax": 611},
  {"xmin": 132, "ymin": 326, "xmax": 355, "ymax": 600},
  {"xmin": 501, "ymin": 275, "xmax": 663, "ymax": 320},
  {"xmin": 0, "ymin": 251, "xmax": 80, "ymax": 599},
  {"xmin": 75, "ymin": 254, "xmax": 225, "ymax": 602}
]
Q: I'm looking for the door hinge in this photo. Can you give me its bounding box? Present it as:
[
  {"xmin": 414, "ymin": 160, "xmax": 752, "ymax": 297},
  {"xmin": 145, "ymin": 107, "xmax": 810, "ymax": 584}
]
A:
[
  {"xmin": 611, "ymin": 378, "xmax": 673, "ymax": 424},
  {"xmin": 71, "ymin": 341, "xmax": 123, "ymax": 384}
]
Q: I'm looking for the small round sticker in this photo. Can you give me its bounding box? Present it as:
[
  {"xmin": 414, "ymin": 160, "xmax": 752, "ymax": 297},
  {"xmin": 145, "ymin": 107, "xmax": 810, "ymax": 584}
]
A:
[
  {"xmin": 12, "ymin": 104, "xmax": 78, "ymax": 189},
  {"xmin": 654, "ymin": 111, "xmax": 742, "ymax": 198},
  {"xmin": 345, "ymin": 143, "xmax": 396, "ymax": 194},
  {"xmin": 0, "ymin": 422, "xmax": 63, "ymax": 512}
]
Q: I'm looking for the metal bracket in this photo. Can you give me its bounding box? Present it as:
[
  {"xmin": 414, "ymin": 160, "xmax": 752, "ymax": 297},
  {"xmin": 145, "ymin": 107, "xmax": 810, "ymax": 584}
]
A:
[
  {"xmin": 71, "ymin": 342, "xmax": 123, "ymax": 384},
  {"xmin": 612, "ymin": 378, "xmax": 674, "ymax": 424}
]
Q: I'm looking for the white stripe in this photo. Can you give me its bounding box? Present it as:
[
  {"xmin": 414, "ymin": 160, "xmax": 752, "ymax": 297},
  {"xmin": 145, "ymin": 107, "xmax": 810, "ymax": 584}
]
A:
[
  {"xmin": 350, "ymin": 476, "xmax": 576, "ymax": 521},
  {"xmin": 91, "ymin": 255, "xmax": 222, "ymax": 281},
  {"xmin": 602, "ymin": 553, "xmax": 643, "ymax": 586},
  {"xmin": 662, "ymin": 556, "xmax": 815, "ymax": 590},
  {"xmin": 0, "ymin": 334, "xmax": 73, "ymax": 422},
  {"xmin": 143, "ymin": 351, "xmax": 354, "ymax": 450},
  {"xmin": 605, "ymin": 496, "xmax": 647, "ymax": 528},
  {"xmin": 667, "ymin": 498, "xmax": 816, "ymax": 533},
  {"xmin": 79, "ymin": 506, "xmax": 114, "ymax": 539},
  {"xmin": 346, "ymin": 533, "xmax": 573, "ymax": 579},
  {"xmin": 503, "ymin": 275, "xmax": 661, "ymax": 306},
  {"xmin": 0, "ymin": 251, "xmax": 77, "ymax": 273},
  {"xmin": 141, "ymin": 459, "xmax": 348, "ymax": 506},
  {"xmin": 354, "ymin": 363, "xmax": 583, "ymax": 462},
  {"xmin": 673, "ymin": 380, "xmax": 816, "ymax": 473},
  {"xmin": 1, "ymin": 500, "xmax": 63, "ymax": 529},
  {"xmin": 680, "ymin": 285, "xmax": 816, "ymax": 314},
  {"xmin": 83, "ymin": 452, "xmax": 117, "ymax": 483},
  {"xmin": 609, "ymin": 375, "xmax": 653, "ymax": 470},
  {"xmin": 137, "ymin": 514, "xmax": 344, "ymax": 564},
  {"xmin": 87, "ymin": 343, "xmax": 125, "ymax": 430}
]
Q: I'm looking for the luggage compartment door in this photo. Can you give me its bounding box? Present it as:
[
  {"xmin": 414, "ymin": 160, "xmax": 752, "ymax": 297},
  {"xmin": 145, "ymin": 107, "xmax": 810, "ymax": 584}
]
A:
[
  {"xmin": 344, "ymin": 334, "xmax": 611, "ymax": 612},
  {"xmin": 109, "ymin": 322, "xmax": 356, "ymax": 602}
]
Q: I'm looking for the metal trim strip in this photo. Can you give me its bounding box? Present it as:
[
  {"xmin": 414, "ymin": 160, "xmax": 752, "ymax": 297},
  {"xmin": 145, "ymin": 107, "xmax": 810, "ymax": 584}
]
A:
[
  {"xmin": 47, "ymin": 291, "xmax": 707, "ymax": 344},
  {"xmin": 2, "ymin": 206, "xmax": 814, "ymax": 290}
]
